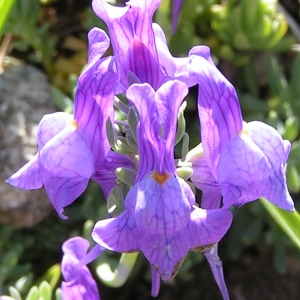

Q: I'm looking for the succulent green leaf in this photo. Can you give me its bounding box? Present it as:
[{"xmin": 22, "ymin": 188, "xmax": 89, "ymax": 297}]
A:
[
  {"xmin": 38, "ymin": 281, "xmax": 52, "ymax": 300},
  {"xmin": 24, "ymin": 286, "xmax": 39, "ymax": 300},
  {"xmin": 260, "ymin": 198, "xmax": 300, "ymax": 250},
  {"xmin": 8, "ymin": 287, "xmax": 21, "ymax": 300}
]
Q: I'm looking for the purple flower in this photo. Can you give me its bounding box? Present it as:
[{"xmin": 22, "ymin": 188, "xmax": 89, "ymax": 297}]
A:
[
  {"xmin": 92, "ymin": 80, "xmax": 233, "ymax": 296},
  {"xmin": 92, "ymin": 0, "xmax": 166, "ymax": 91},
  {"xmin": 187, "ymin": 48, "xmax": 294, "ymax": 211},
  {"xmin": 171, "ymin": 0, "xmax": 184, "ymax": 34},
  {"xmin": 6, "ymin": 28, "xmax": 119, "ymax": 218},
  {"xmin": 61, "ymin": 237, "xmax": 101, "ymax": 300}
]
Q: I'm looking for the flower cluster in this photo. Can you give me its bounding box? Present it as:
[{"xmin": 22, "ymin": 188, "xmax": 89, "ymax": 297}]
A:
[{"xmin": 7, "ymin": 0, "xmax": 294, "ymax": 299}]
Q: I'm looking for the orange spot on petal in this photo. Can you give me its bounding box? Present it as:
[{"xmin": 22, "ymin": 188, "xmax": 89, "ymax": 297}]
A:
[
  {"xmin": 238, "ymin": 128, "xmax": 249, "ymax": 135},
  {"xmin": 152, "ymin": 171, "xmax": 170, "ymax": 185},
  {"xmin": 70, "ymin": 119, "xmax": 78, "ymax": 129}
]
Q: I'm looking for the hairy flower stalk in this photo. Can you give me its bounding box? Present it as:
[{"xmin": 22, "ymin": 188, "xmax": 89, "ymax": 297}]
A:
[{"xmin": 6, "ymin": 0, "xmax": 294, "ymax": 299}]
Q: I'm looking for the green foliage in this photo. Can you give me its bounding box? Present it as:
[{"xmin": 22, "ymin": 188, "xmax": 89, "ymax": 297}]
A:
[
  {"xmin": 211, "ymin": 0, "xmax": 294, "ymax": 51},
  {"xmin": 50, "ymin": 74, "xmax": 77, "ymax": 113},
  {"xmin": 2, "ymin": 281, "xmax": 61, "ymax": 300},
  {"xmin": 0, "ymin": 226, "xmax": 32, "ymax": 294},
  {"xmin": 4, "ymin": 0, "xmax": 57, "ymax": 75},
  {"xmin": 0, "ymin": 0, "xmax": 16, "ymax": 40}
]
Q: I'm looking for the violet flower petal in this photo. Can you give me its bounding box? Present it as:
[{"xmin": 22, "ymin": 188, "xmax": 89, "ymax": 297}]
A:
[
  {"xmin": 87, "ymin": 27, "xmax": 110, "ymax": 65},
  {"xmin": 151, "ymin": 266, "xmax": 161, "ymax": 297},
  {"xmin": 188, "ymin": 207, "xmax": 232, "ymax": 248},
  {"xmin": 152, "ymin": 23, "xmax": 196, "ymax": 86},
  {"xmin": 92, "ymin": 211, "xmax": 139, "ymax": 253},
  {"xmin": 61, "ymin": 237, "xmax": 100, "ymax": 300},
  {"xmin": 93, "ymin": 174, "xmax": 232, "ymax": 283},
  {"xmin": 39, "ymin": 127, "xmax": 94, "ymax": 218},
  {"xmin": 37, "ymin": 112, "xmax": 74, "ymax": 150},
  {"xmin": 94, "ymin": 150, "xmax": 135, "ymax": 198},
  {"xmin": 62, "ymin": 237, "xmax": 90, "ymax": 261},
  {"xmin": 6, "ymin": 112, "xmax": 77, "ymax": 191},
  {"xmin": 74, "ymin": 30, "xmax": 118, "ymax": 169},
  {"xmin": 189, "ymin": 152, "xmax": 222, "ymax": 209},
  {"xmin": 204, "ymin": 244, "xmax": 229, "ymax": 300},
  {"xmin": 6, "ymin": 154, "xmax": 42, "ymax": 189},
  {"xmin": 92, "ymin": 0, "xmax": 160, "ymax": 59},
  {"xmin": 171, "ymin": 0, "xmax": 183, "ymax": 34},
  {"xmin": 126, "ymin": 80, "xmax": 188, "ymax": 178},
  {"xmin": 131, "ymin": 176, "xmax": 192, "ymax": 235},
  {"xmin": 217, "ymin": 122, "xmax": 294, "ymax": 211},
  {"xmin": 189, "ymin": 53, "xmax": 243, "ymax": 176},
  {"xmin": 122, "ymin": 38, "xmax": 166, "ymax": 90}
]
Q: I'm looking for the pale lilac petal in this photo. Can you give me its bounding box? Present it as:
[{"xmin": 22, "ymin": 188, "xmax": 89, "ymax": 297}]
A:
[
  {"xmin": 141, "ymin": 231, "xmax": 190, "ymax": 281},
  {"xmin": 8, "ymin": 112, "xmax": 73, "ymax": 190},
  {"xmin": 6, "ymin": 154, "xmax": 42, "ymax": 189},
  {"xmin": 62, "ymin": 255, "xmax": 100, "ymax": 300},
  {"xmin": 153, "ymin": 23, "xmax": 176, "ymax": 77},
  {"xmin": 189, "ymin": 153, "xmax": 221, "ymax": 209},
  {"xmin": 188, "ymin": 207, "xmax": 233, "ymax": 248},
  {"xmin": 204, "ymin": 245, "xmax": 229, "ymax": 300},
  {"xmin": 126, "ymin": 83, "xmax": 158, "ymax": 178},
  {"xmin": 153, "ymin": 23, "xmax": 196, "ymax": 85},
  {"xmin": 37, "ymin": 112, "xmax": 73, "ymax": 150},
  {"xmin": 139, "ymin": 205, "xmax": 232, "ymax": 282},
  {"xmin": 87, "ymin": 27, "xmax": 110, "ymax": 65},
  {"xmin": 131, "ymin": 176, "xmax": 191, "ymax": 235},
  {"xmin": 246, "ymin": 121, "xmax": 294, "ymax": 210},
  {"xmin": 264, "ymin": 169, "xmax": 294, "ymax": 211},
  {"xmin": 74, "ymin": 55, "xmax": 118, "ymax": 169},
  {"xmin": 39, "ymin": 127, "xmax": 94, "ymax": 218},
  {"xmin": 155, "ymin": 80, "xmax": 188, "ymax": 171},
  {"xmin": 122, "ymin": 39, "xmax": 166, "ymax": 90},
  {"xmin": 151, "ymin": 266, "xmax": 161, "ymax": 297},
  {"xmin": 61, "ymin": 237, "xmax": 100, "ymax": 300},
  {"xmin": 217, "ymin": 133, "xmax": 268, "ymax": 207},
  {"xmin": 171, "ymin": 0, "xmax": 183, "ymax": 34},
  {"xmin": 44, "ymin": 176, "xmax": 89, "ymax": 219},
  {"xmin": 247, "ymin": 121, "xmax": 290, "ymax": 167},
  {"xmin": 92, "ymin": 212, "xmax": 139, "ymax": 253},
  {"xmin": 62, "ymin": 237, "xmax": 90, "ymax": 262},
  {"xmin": 189, "ymin": 45, "xmax": 216, "ymax": 66},
  {"xmin": 40, "ymin": 127, "xmax": 94, "ymax": 178},
  {"xmin": 126, "ymin": 80, "xmax": 188, "ymax": 177},
  {"xmin": 92, "ymin": 0, "xmax": 160, "ymax": 58},
  {"xmin": 189, "ymin": 53, "xmax": 243, "ymax": 175}
]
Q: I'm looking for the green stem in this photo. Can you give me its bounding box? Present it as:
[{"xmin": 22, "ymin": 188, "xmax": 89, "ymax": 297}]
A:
[{"xmin": 96, "ymin": 252, "xmax": 139, "ymax": 287}]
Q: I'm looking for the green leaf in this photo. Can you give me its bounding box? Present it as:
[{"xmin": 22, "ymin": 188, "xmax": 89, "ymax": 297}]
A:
[
  {"xmin": 289, "ymin": 53, "xmax": 300, "ymax": 98},
  {"xmin": 51, "ymin": 86, "xmax": 73, "ymax": 113},
  {"xmin": 240, "ymin": 0, "xmax": 259, "ymax": 35},
  {"xmin": 25, "ymin": 286, "xmax": 39, "ymax": 300},
  {"xmin": 282, "ymin": 116, "xmax": 299, "ymax": 142},
  {"xmin": 0, "ymin": 0, "xmax": 16, "ymax": 39},
  {"xmin": 286, "ymin": 163, "xmax": 300, "ymax": 193},
  {"xmin": 39, "ymin": 281, "xmax": 52, "ymax": 300},
  {"xmin": 15, "ymin": 273, "xmax": 34, "ymax": 295},
  {"xmin": 35, "ymin": 264, "xmax": 61, "ymax": 290},
  {"xmin": 260, "ymin": 198, "xmax": 300, "ymax": 250},
  {"xmin": 8, "ymin": 287, "xmax": 21, "ymax": 300}
]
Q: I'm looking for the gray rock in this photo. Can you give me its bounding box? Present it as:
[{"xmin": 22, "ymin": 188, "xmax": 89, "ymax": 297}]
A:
[{"xmin": 0, "ymin": 64, "xmax": 55, "ymax": 228}]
